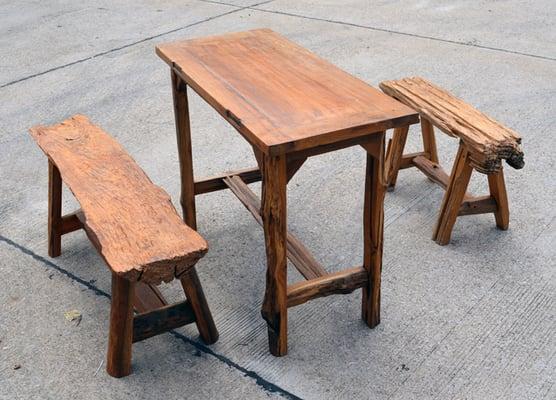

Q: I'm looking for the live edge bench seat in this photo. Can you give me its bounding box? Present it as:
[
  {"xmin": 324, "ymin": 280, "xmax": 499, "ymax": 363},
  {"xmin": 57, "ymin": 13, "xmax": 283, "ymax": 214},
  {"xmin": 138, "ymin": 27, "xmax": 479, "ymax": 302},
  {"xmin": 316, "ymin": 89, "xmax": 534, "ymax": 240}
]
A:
[{"xmin": 29, "ymin": 115, "xmax": 218, "ymax": 377}]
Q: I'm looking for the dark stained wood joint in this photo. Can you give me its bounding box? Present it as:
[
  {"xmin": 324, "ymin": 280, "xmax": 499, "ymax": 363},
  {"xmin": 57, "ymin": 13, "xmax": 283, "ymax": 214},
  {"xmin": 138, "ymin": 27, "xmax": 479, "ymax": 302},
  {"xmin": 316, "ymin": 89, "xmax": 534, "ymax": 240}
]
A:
[
  {"xmin": 171, "ymin": 67, "xmax": 187, "ymax": 92},
  {"xmin": 132, "ymin": 300, "xmax": 196, "ymax": 343},
  {"xmin": 60, "ymin": 211, "xmax": 84, "ymax": 235}
]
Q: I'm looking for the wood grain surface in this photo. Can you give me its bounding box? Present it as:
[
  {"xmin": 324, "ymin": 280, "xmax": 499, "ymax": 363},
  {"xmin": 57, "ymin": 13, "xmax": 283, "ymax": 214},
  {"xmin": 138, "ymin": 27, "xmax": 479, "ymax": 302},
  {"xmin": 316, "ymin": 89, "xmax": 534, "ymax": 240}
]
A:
[
  {"xmin": 380, "ymin": 77, "xmax": 524, "ymax": 174},
  {"xmin": 157, "ymin": 29, "xmax": 418, "ymax": 155},
  {"xmin": 30, "ymin": 115, "xmax": 208, "ymax": 284}
]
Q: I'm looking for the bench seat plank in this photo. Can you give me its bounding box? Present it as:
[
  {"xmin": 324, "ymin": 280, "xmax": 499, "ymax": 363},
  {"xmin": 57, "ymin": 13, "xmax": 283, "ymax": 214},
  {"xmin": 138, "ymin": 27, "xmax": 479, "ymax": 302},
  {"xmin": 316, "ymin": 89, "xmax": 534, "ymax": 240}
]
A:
[
  {"xmin": 380, "ymin": 77, "xmax": 524, "ymax": 174},
  {"xmin": 30, "ymin": 115, "xmax": 208, "ymax": 285}
]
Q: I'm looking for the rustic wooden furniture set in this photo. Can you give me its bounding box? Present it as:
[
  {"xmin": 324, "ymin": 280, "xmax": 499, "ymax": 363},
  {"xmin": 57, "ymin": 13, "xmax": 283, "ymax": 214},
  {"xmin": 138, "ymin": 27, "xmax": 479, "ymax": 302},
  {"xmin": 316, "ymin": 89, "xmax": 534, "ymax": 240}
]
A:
[
  {"xmin": 380, "ymin": 77, "xmax": 524, "ymax": 245},
  {"xmin": 28, "ymin": 30, "xmax": 522, "ymax": 377}
]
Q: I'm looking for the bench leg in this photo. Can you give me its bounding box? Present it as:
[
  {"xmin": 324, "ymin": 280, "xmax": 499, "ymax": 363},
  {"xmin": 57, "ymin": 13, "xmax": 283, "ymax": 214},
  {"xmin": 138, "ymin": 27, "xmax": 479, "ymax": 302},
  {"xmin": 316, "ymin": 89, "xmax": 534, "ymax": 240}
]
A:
[
  {"xmin": 361, "ymin": 133, "xmax": 386, "ymax": 328},
  {"xmin": 433, "ymin": 143, "xmax": 473, "ymax": 245},
  {"xmin": 48, "ymin": 161, "xmax": 62, "ymax": 257},
  {"xmin": 488, "ymin": 169, "xmax": 510, "ymax": 230},
  {"xmin": 107, "ymin": 274, "xmax": 134, "ymax": 378},
  {"xmin": 180, "ymin": 269, "xmax": 219, "ymax": 344},
  {"xmin": 385, "ymin": 126, "xmax": 409, "ymax": 190},
  {"xmin": 421, "ymin": 117, "xmax": 439, "ymax": 163},
  {"xmin": 261, "ymin": 154, "xmax": 288, "ymax": 356}
]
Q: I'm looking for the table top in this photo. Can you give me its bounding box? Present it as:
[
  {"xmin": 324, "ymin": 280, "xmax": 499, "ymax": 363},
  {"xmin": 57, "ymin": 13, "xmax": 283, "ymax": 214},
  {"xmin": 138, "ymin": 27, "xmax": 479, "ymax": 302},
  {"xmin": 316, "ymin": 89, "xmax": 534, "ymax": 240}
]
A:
[{"xmin": 157, "ymin": 29, "xmax": 418, "ymax": 155}]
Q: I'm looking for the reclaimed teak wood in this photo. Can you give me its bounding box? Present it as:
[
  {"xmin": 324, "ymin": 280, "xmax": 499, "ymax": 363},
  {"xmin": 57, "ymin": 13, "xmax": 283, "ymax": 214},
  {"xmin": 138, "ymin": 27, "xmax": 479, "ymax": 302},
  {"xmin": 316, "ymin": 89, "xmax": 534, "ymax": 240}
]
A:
[
  {"xmin": 157, "ymin": 29, "xmax": 419, "ymax": 355},
  {"xmin": 379, "ymin": 77, "xmax": 524, "ymax": 245},
  {"xmin": 29, "ymin": 115, "xmax": 218, "ymax": 377}
]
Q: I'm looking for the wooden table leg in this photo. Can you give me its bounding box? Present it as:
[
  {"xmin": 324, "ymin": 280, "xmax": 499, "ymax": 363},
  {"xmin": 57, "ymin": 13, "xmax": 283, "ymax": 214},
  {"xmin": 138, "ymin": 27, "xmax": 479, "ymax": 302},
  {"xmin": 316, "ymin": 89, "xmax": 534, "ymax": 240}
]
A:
[
  {"xmin": 171, "ymin": 68, "xmax": 219, "ymax": 345},
  {"xmin": 261, "ymin": 153, "xmax": 288, "ymax": 356},
  {"xmin": 172, "ymin": 69, "xmax": 197, "ymax": 227},
  {"xmin": 361, "ymin": 133, "xmax": 386, "ymax": 328}
]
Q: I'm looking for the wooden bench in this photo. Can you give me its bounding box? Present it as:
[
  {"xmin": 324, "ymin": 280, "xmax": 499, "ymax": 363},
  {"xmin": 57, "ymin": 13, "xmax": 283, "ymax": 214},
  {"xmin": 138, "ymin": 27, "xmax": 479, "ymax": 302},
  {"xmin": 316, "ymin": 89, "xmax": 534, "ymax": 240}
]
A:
[
  {"xmin": 29, "ymin": 115, "xmax": 218, "ymax": 377},
  {"xmin": 379, "ymin": 77, "xmax": 524, "ymax": 245}
]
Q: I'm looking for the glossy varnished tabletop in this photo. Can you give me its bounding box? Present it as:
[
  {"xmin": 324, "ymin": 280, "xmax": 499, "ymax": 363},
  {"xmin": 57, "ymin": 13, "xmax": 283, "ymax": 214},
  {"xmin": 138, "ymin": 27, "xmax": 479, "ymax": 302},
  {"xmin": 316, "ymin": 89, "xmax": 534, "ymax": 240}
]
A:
[{"xmin": 156, "ymin": 29, "xmax": 418, "ymax": 155}]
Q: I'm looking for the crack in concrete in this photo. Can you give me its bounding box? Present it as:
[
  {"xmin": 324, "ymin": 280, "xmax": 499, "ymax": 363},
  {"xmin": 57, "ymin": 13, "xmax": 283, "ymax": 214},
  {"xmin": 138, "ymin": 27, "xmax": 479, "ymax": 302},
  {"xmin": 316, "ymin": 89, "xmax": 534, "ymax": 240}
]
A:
[
  {"xmin": 200, "ymin": 0, "xmax": 556, "ymax": 62},
  {"xmin": 0, "ymin": 0, "xmax": 275, "ymax": 89},
  {"xmin": 3, "ymin": 0, "xmax": 551, "ymax": 90},
  {"xmin": 0, "ymin": 234, "xmax": 302, "ymax": 400}
]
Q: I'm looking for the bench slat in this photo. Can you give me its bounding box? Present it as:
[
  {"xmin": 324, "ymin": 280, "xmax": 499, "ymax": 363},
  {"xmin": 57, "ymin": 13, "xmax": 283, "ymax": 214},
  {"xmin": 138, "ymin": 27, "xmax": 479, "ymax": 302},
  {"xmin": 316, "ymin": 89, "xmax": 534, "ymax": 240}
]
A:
[
  {"xmin": 380, "ymin": 77, "xmax": 524, "ymax": 174},
  {"xmin": 30, "ymin": 115, "xmax": 207, "ymax": 284}
]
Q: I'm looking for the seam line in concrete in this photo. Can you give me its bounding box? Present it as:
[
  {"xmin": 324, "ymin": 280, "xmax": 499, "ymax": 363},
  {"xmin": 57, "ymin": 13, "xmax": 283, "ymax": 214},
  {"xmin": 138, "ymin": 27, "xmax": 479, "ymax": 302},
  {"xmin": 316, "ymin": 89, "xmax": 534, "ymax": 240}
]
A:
[
  {"xmin": 0, "ymin": 234, "xmax": 302, "ymax": 400},
  {"xmin": 199, "ymin": 0, "xmax": 556, "ymax": 61},
  {"xmin": 0, "ymin": 0, "xmax": 275, "ymax": 90}
]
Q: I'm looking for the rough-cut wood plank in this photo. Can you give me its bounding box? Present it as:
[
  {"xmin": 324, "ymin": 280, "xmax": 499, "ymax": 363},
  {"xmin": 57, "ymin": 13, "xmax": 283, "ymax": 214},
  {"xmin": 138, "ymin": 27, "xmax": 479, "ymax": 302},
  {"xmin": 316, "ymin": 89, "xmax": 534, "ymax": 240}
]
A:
[
  {"xmin": 488, "ymin": 170, "xmax": 510, "ymax": 229},
  {"xmin": 433, "ymin": 145, "xmax": 474, "ymax": 245},
  {"xmin": 133, "ymin": 300, "xmax": 196, "ymax": 343},
  {"xmin": 361, "ymin": 134, "xmax": 386, "ymax": 328},
  {"xmin": 421, "ymin": 117, "xmax": 439, "ymax": 163},
  {"xmin": 222, "ymin": 175, "xmax": 327, "ymax": 280},
  {"xmin": 29, "ymin": 115, "xmax": 208, "ymax": 285},
  {"xmin": 385, "ymin": 126, "xmax": 409, "ymax": 189},
  {"xmin": 261, "ymin": 154, "xmax": 288, "ymax": 356},
  {"xmin": 106, "ymin": 274, "xmax": 134, "ymax": 378},
  {"xmin": 157, "ymin": 29, "xmax": 418, "ymax": 156},
  {"xmin": 194, "ymin": 166, "xmax": 261, "ymax": 195},
  {"xmin": 458, "ymin": 195, "xmax": 498, "ymax": 216},
  {"xmin": 287, "ymin": 267, "xmax": 368, "ymax": 308},
  {"xmin": 48, "ymin": 161, "xmax": 62, "ymax": 257},
  {"xmin": 380, "ymin": 77, "xmax": 524, "ymax": 174}
]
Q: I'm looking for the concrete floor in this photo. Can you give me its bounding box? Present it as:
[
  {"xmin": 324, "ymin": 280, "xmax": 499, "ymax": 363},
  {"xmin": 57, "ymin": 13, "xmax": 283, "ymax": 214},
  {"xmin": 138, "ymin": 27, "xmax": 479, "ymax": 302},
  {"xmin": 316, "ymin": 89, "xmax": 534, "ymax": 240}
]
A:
[{"xmin": 1, "ymin": 1, "xmax": 554, "ymax": 399}]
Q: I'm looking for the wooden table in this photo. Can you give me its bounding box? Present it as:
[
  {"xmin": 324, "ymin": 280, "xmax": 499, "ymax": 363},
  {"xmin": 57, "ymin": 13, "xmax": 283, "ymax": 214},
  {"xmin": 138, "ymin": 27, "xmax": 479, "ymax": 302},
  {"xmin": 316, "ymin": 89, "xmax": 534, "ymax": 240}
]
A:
[{"xmin": 156, "ymin": 29, "xmax": 419, "ymax": 356}]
